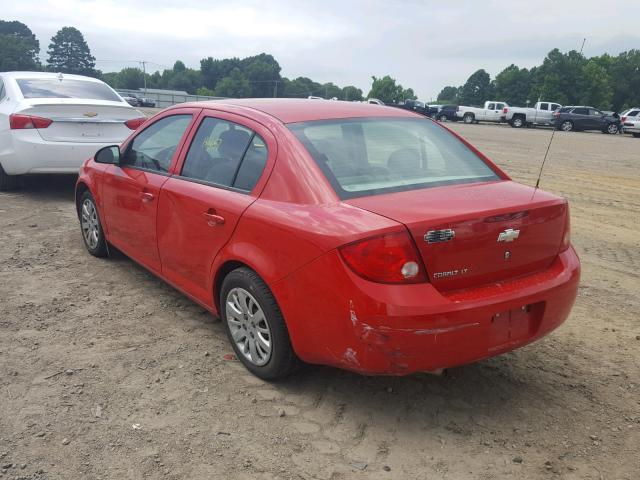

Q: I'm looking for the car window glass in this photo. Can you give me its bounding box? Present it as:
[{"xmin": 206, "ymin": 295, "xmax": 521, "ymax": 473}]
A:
[
  {"xmin": 487, "ymin": 103, "xmax": 495, "ymax": 110},
  {"xmin": 589, "ymin": 109, "xmax": 602, "ymax": 116},
  {"xmin": 233, "ymin": 136, "xmax": 268, "ymax": 191},
  {"xmin": 0, "ymin": 79, "xmax": 5, "ymax": 101},
  {"xmin": 629, "ymin": 110, "xmax": 640, "ymax": 117},
  {"xmin": 551, "ymin": 104, "xmax": 560, "ymax": 111},
  {"xmin": 121, "ymin": 115, "xmax": 192, "ymax": 173},
  {"xmin": 181, "ymin": 117, "xmax": 253, "ymax": 187},
  {"xmin": 16, "ymin": 78, "xmax": 122, "ymax": 101},
  {"xmin": 496, "ymin": 103, "xmax": 504, "ymax": 110},
  {"xmin": 573, "ymin": 108, "xmax": 588, "ymax": 115},
  {"xmin": 540, "ymin": 103, "xmax": 549, "ymax": 110}
]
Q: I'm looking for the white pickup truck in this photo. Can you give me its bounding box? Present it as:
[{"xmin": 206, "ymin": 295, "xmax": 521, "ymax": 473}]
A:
[
  {"xmin": 455, "ymin": 101, "xmax": 509, "ymax": 124},
  {"xmin": 502, "ymin": 101, "xmax": 562, "ymax": 128}
]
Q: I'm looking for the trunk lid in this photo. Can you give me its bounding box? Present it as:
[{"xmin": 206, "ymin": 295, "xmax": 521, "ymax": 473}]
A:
[
  {"xmin": 17, "ymin": 99, "xmax": 141, "ymax": 143},
  {"xmin": 345, "ymin": 181, "xmax": 568, "ymax": 292}
]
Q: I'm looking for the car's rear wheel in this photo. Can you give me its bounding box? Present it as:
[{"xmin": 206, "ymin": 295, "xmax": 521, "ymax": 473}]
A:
[
  {"xmin": 560, "ymin": 121, "xmax": 574, "ymax": 132},
  {"xmin": 438, "ymin": 114, "xmax": 447, "ymax": 122},
  {"xmin": 0, "ymin": 164, "xmax": 21, "ymax": 191},
  {"xmin": 79, "ymin": 191, "xmax": 108, "ymax": 257},
  {"xmin": 605, "ymin": 123, "xmax": 619, "ymax": 134},
  {"xmin": 633, "ymin": 133, "xmax": 640, "ymax": 138},
  {"xmin": 463, "ymin": 113, "xmax": 474, "ymax": 124},
  {"xmin": 221, "ymin": 267, "xmax": 299, "ymax": 380},
  {"xmin": 511, "ymin": 116, "xmax": 525, "ymax": 128}
]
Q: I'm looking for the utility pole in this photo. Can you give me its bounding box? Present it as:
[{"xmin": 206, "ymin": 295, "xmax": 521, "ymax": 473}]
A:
[
  {"xmin": 273, "ymin": 80, "xmax": 279, "ymax": 98},
  {"xmin": 579, "ymin": 38, "xmax": 586, "ymax": 55},
  {"xmin": 140, "ymin": 61, "xmax": 147, "ymax": 94}
]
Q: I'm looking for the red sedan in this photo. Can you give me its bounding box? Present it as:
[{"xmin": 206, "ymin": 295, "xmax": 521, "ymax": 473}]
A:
[{"xmin": 75, "ymin": 99, "xmax": 580, "ymax": 380}]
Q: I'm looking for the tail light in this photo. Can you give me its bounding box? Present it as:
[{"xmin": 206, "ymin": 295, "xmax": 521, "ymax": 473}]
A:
[
  {"xmin": 339, "ymin": 231, "xmax": 427, "ymax": 284},
  {"xmin": 503, "ymin": 107, "xmax": 508, "ymax": 114},
  {"xmin": 553, "ymin": 111, "xmax": 561, "ymax": 118},
  {"xmin": 560, "ymin": 204, "xmax": 571, "ymax": 251},
  {"xmin": 125, "ymin": 117, "xmax": 146, "ymax": 130},
  {"xmin": 621, "ymin": 116, "xmax": 627, "ymax": 123},
  {"xmin": 9, "ymin": 114, "xmax": 53, "ymax": 129}
]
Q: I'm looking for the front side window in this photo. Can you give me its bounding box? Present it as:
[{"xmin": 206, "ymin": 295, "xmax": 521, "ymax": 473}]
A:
[
  {"xmin": 540, "ymin": 103, "xmax": 549, "ymax": 110},
  {"xmin": 181, "ymin": 117, "xmax": 267, "ymax": 191},
  {"xmin": 16, "ymin": 78, "xmax": 122, "ymax": 102},
  {"xmin": 289, "ymin": 117, "xmax": 500, "ymax": 199},
  {"xmin": 589, "ymin": 109, "xmax": 603, "ymax": 116},
  {"xmin": 121, "ymin": 115, "xmax": 192, "ymax": 173}
]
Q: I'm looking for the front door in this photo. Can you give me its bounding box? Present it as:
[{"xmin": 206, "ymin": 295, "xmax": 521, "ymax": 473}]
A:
[
  {"xmin": 101, "ymin": 111, "xmax": 197, "ymax": 271},
  {"xmin": 157, "ymin": 112, "xmax": 275, "ymax": 306}
]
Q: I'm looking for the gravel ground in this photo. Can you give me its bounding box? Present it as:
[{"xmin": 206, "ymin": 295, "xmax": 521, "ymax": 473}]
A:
[{"xmin": 0, "ymin": 123, "xmax": 638, "ymax": 479}]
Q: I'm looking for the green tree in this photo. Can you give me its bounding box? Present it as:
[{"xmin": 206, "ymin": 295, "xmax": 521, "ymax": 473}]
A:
[
  {"xmin": 241, "ymin": 53, "xmax": 281, "ymax": 97},
  {"xmin": 46, "ymin": 27, "xmax": 96, "ymax": 76},
  {"xmin": 342, "ymin": 85, "xmax": 363, "ymax": 101},
  {"xmin": 280, "ymin": 77, "xmax": 322, "ymax": 98},
  {"xmin": 173, "ymin": 60, "xmax": 186, "ymax": 72},
  {"xmin": 214, "ymin": 68, "xmax": 251, "ymax": 97},
  {"xmin": 578, "ymin": 60, "xmax": 613, "ymax": 109},
  {"xmin": 200, "ymin": 57, "xmax": 240, "ymax": 90},
  {"xmin": 196, "ymin": 86, "xmax": 216, "ymax": 96},
  {"xmin": 113, "ymin": 67, "xmax": 145, "ymax": 89},
  {"xmin": 436, "ymin": 85, "xmax": 459, "ymax": 103},
  {"xmin": 458, "ymin": 69, "xmax": 493, "ymax": 105},
  {"xmin": 368, "ymin": 75, "xmax": 416, "ymax": 104},
  {"xmin": 534, "ymin": 49, "xmax": 586, "ymax": 105},
  {"xmin": 0, "ymin": 20, "xmax": 40, "ymax": 70},
  {"xmin": 494, "ymin": 64, "xmax": 531, "ymax": 105}
]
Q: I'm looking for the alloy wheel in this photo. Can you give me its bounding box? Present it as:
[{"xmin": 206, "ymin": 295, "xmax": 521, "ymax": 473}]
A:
[
  {"xmin": 226, "ymin": 287, "xmax": 272, "ymax": 366},
  {"xmin": 607, "ymin": 123, "xmax": 618, "ymax": 134},
  {"xmin": 81, "ymin": 198, "xmax": 100, "ymax": 249},
  {"xmin": 561, "ymin": 121, "xmax": 573, "ymax": 132}
]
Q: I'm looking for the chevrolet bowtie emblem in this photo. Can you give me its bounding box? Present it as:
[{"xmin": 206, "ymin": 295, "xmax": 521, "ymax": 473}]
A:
[
  {"xmin": 497, "ymin": 228, "xmax": 520, "ymax": 242},
  {"xmin": 83, "ymin": 112, "xmax": 98, "ymax": 118}
]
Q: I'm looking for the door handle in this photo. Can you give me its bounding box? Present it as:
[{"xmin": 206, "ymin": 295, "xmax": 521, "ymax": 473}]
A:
[
  {"xmin": 140, "ymin": 191, "xmax": 154, "ymax": 202},
  {"xmin": 203, "ymin": 210, "xmax": 225, "ymax": 226}
]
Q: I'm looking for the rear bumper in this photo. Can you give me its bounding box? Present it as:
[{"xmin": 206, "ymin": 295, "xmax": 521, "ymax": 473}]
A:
[
  {"xmin": 0, "ymin": 130, "xmax": 112, "ymax": 175},
  {"xmin": 622, "ymin": 125, "xmax": 640, "ymax": 134},
  {"xmin": 273, "ymin": 247, "xmax": 580, "ymax": 375}
]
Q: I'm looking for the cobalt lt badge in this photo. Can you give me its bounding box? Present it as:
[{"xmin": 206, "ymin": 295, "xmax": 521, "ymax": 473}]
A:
[{"xmin": 504, "ymin": 250, "xmax": 511, "ymax": 260}]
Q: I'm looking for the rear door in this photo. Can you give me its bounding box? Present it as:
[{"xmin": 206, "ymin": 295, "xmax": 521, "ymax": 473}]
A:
[
  {"xmin": 157, "ymin": 111, "xmax": 276, "ymax": 306},
  {"xmin": 570, "ymin": 107, "xmax": 589, "ymax": 129},
  {"xmin": 588, "ymin": 108, "xmax": 605, "ymax": 129},
  {"xmin": 101, "ymin": 108, "xmax": 198, "ymax": 272}
]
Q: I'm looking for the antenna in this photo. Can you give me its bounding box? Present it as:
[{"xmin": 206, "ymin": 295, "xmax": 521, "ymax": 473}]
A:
[{"xmin": 531, "ymin": 128, "xmax": 556, "ymax": 199}]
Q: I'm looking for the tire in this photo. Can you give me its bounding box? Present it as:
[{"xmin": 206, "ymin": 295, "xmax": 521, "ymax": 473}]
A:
[
  {"xmin": 463, "ymin": 113, "xmax": 474, "ymax": 124},
  {"xmin": 510, "ymin": 116, "xmax": 525, "ymax": 128},
  {"xmin": 560, "ymin": 121, "xmax": 574, "ymax": 132},
  {"xmin": 0, "ymin": 164, "xmax": 21, "ymax": 191},
  {"xmin": 220, "ymin": 267, "xmax": 299, "ymax": 381},
  {"xmin": 78, "ymin": 191, "xmax": 108, "ymax": 257},
  {"xmin": 438, "ymin": 114, "xmax": 447, "ymax": 122},
  {"xmin": 605, "ymin": 123, "xmax": 619, "ymax": 134},
  {"xmin": 633, "ymin": 133, "xmax": 640, "ymax": 138}
]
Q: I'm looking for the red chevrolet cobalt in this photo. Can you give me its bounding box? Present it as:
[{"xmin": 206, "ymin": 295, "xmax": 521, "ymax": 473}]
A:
[{"xmin": 76, "ymin": 99, "xmax": 580, "ymax": 380}]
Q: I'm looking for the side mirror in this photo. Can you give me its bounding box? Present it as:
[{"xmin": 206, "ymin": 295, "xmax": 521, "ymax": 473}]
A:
[{"xmin": 95, "ymin": 145, "xmax": 120, "ymax": 165}]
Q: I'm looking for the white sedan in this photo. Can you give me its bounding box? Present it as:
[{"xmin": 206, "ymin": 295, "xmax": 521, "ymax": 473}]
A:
[{"xmin": 0, "ymin": 71, "xmax": 146, "ymax": 190}]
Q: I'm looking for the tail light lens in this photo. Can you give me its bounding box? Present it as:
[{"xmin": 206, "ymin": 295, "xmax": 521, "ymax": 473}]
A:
[
  {"xmin": 560, "ymin": 204, "xmax": 571, "ymax": 251},
  {"xmin": 9, "ymin": 114, "xmax": 53, "ymax": 129},
  {"xmin": 553, "ymin": 112, "xmax": 561, "ymax": 118},
  {"xmin": 503, "ymin": 107, "xmax": 508, "ymax": 114},
  {"xmin": 125, "ymin": 117, "xmax": 147, "ymax": 130},
  {"xmin": 339, "ymin": 231, "xmax": 428, "ymax": 284},
  {"xmin": 621, "ymin": 116, "xmax": 627, "ymax": 123}
]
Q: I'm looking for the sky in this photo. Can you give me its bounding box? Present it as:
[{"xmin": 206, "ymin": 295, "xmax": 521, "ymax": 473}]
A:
[{"xmin": 5, "ymin": 0, "xmax": 640, "ymax": 100}]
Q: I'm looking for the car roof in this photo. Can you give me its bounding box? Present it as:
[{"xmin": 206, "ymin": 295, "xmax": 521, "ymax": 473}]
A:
[
  {"xmin": 0, "ymin": 71, "xmax": 105, "ymax": 83},
  {"xmin": 178, "ymin": 98, "xmax": 420, "ymax": 124}
]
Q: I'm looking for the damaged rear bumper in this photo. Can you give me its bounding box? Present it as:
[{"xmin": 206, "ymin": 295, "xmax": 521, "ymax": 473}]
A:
[{"xmin": 272, "ymin": 247, "xmax": 580, "ymax": 375}]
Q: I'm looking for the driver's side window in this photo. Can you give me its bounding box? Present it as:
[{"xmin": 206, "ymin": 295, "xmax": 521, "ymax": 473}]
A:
[{"xmin": 122, "ymin": 114, "xmax": 192, "ymax": 173}]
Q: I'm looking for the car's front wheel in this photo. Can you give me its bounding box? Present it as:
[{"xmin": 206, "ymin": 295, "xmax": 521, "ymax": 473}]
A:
[
  {"xmin": 438, "ymin": 114, "xmax": 447, "ymax": 122},
  {"xmin": 221, "ymin": 267, "xmax": 299, "ymax": 380},
  {"xmin": 0, "ymin": 164, "xmax": 21, "ymax": 191},
  {"xmin": 605, "ymin": 123, "xmax": 619, "ymax": 134},
  {"xmin": 79, "ymin": 191, "xmax": 108, "ymax": 257}
]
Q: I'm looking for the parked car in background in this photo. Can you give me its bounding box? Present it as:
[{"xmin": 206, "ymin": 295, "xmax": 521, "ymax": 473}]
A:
[
  {"xmin": 502, "ymin": 101, "xmax": 562, "ymax": 128},
  {"xmin": 456, "ymin": 101, "xmax": 509, "ymax": 124},
  {"xmin": 395, "ymin": 99, "xmax": 438, "ymax": 118},
  {"xmin": 550, "ymin": 106, "xmax": 620, "ymax": 134},
  {"xmin": 435, "ymin": 105, "xmax": 459, "ymax": 122},
  {"xmin": 75, "ymin": 98, "xmax": 579, "ymax": 380},
  {"xmin": 620, "ymin": 107, "xmax": 640, "ymax": 137},
  {"xmin": 119, "ymin": 92, "xmax": 156, "ymax": 108},
  {"xmin": 365, "ymin": 98, "xmax": 384, "ymax": 105},
  {"xmin": 0, "ymin": 71, "xmax": 146, "ymax": 190}
]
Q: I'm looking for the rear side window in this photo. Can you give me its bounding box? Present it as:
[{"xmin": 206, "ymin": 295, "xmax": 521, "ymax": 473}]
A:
[
  {"xmin": 121, "ymin": 115, "xmax": 192, "ymax": 173},
  {"xmin": 181, "ymin": 117, "xmax": 267, "ymax": 191},
  {"xmin": 16, "ymin": 78, "xmax": 122, "ymax": 102},
  {"xmin": 572, "ymin": 108, "xmax": 588, "ymax": 115},
  {"xmin": 289, "ymin": 117, "xmax": 499, "ymax": 199},
  {"xmin": 540, "ymin": 103, "xmax": 549, "ymax": 110},
  {"xmin": 627, "ymin": 110, "xmax": 640, "ymax": 117}
]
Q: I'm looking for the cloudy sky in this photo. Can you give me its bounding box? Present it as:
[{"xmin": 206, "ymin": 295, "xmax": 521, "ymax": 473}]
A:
[{"xmin": 5, "ymin": 0, "xmax": 640, "ymax": 99}]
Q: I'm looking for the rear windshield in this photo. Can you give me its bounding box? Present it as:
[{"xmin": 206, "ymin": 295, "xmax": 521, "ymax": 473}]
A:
[
  {"xmin": 16, "ymin": 78, "xmax": 122, "ymax": 102},
  {"xmin": 289, "ymin": 117, "xmax": 500, "ymax": 199}
]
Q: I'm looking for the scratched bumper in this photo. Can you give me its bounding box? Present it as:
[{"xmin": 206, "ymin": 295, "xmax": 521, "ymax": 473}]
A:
[{"xmin": 273, "ymin": 247, "xmax": 580, "ymax": 375}]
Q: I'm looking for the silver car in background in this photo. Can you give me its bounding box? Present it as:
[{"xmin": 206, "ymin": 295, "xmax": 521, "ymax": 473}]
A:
[{"xmin": 0, "ymin": 71, "xmax": 146, "ymax": 190}]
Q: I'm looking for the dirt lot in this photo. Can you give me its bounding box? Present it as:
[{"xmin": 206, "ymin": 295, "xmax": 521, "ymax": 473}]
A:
[{"xmin": 0, "ymin": 123, "xmax": 638, "ymax": 480}]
